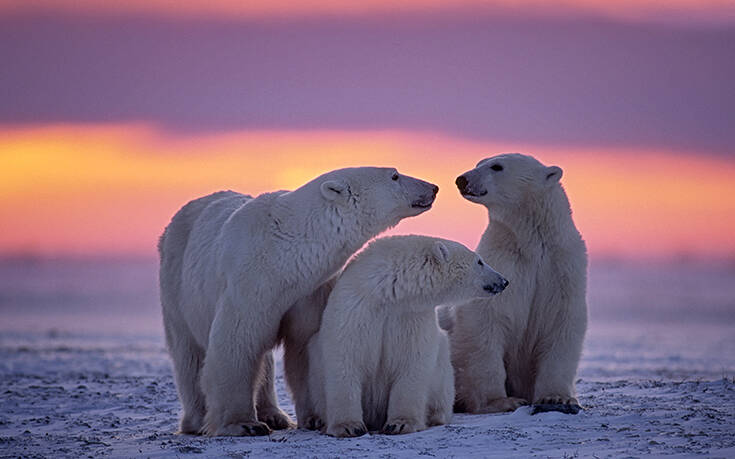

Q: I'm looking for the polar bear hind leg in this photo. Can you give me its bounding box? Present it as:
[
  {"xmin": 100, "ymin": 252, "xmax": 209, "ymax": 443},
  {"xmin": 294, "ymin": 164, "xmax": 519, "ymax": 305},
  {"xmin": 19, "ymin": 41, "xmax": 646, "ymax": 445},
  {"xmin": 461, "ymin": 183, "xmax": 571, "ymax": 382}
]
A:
[{"xmin": 162, "ymin": 309, "xmax": 207, "ymax": 434}]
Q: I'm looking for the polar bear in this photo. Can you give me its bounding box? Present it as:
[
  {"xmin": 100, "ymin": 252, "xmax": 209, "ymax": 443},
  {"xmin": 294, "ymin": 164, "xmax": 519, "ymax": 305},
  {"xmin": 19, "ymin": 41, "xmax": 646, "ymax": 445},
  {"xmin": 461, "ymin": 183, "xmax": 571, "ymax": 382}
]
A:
[
  {"xmin": 158, "ymin": 167, "xmax": 438, "ymax": 436},
  {"xmin": 304, "ymin": 235, "xmax": 509, "ymax": 437},
  {"xmin": 278, "ymin": 274, "xmax": 336, "ymax": 429},
  {"xmin": 446, "ymin": 153, "xmax": 588, "ymax": 415}
]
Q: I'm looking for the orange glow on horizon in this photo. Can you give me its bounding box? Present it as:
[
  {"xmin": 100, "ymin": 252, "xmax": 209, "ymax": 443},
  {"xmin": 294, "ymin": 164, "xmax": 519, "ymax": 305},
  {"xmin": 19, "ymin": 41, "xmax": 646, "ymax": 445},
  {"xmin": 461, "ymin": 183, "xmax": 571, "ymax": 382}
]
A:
[
  {"xmin": 1, "ymin": 0, "xmax": 733, "ymax": 23},
  {"xmin": 1, "ymin": 123, "xmax": 735, "ymax": 261}
]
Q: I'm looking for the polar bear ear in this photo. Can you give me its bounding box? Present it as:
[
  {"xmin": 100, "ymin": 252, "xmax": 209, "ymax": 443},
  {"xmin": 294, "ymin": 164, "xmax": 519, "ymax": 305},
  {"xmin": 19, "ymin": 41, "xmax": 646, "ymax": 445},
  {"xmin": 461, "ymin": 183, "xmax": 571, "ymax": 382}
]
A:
[
  {"xmin": 545, "ymin": 166, "xmax": 563, "ymax": 184},
  {"xmin": 320, "ymin": 180, "xmax": 348, "ymax": 201},
  {"xmin": 432, "ymin": 241, "xmax": 450, "ymax": 264}
]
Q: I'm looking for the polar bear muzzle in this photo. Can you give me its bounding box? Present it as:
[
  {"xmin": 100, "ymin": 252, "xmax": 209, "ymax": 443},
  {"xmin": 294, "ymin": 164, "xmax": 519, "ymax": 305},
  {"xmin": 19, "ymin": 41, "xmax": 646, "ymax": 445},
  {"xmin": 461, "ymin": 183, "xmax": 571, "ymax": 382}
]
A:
[
  {"xmin": 411, "ymin": 184, "xmax": 439, "ymax": 209},
  {"xmin": 455, "ymin": 172, "xmax": 487, "ymax": 197},
  {"xmin": 483, "ymin": 277, "xmax": 509, "ymax": 295}
]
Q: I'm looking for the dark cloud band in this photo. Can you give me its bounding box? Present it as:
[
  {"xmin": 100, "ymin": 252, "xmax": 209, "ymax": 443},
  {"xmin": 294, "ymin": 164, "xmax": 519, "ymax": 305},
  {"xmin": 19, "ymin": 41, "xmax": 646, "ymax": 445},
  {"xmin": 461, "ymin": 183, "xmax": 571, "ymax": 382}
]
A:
[{"xmin": 1, "ymin": 11, "xmax": 733, "ymax": 154}]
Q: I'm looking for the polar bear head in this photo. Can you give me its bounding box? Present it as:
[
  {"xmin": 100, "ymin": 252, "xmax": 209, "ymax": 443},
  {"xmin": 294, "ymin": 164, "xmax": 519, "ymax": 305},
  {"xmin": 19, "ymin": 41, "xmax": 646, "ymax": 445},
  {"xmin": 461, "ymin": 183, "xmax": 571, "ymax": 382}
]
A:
[
  {"xmin": 423, "ymin": 237, "xmax": 509, "ymax": 305},
  {"xmin": 345, "ymin": 235, "xmax": 508, "ymax": 310},
  {"xmin": 454, "ymin": 153, "xmax": 564, "ymax": 219},
  {"xmin": 314, "ymin": 167, "xmax": 439, "ymax": 234}
]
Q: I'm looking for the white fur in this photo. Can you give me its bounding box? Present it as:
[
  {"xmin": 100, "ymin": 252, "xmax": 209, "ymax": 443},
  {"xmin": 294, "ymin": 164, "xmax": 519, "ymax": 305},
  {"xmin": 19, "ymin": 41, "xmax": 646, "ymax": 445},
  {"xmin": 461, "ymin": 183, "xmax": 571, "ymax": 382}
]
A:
[
  {"xmin": 278, "ymin": 275, "xmax": 336, "ymax": 429},
  {"xmin": 449, "ymin": 153, "xmax": 588, "ymax": 413},
  {"xmin": 158, "ymin": 167, "xmax": 438, "ymax": 436},
  {"xmin": 305, "ymin": 235, "xmax": 508, "ymax": 437}
]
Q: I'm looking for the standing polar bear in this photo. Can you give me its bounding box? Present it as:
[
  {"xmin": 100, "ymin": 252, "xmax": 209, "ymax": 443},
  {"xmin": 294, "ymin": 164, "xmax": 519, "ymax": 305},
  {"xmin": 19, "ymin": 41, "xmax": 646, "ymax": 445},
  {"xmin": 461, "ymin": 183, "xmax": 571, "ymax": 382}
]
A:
[
  {"xmin": 158, "ymin": 167, "xmax": 438, "ymax": 436},
  {"xmin": 446, "ymin": 153, "xmax": 588, "ymax": 414},
  {"xmin": 305, "ymin": 235, "xmax": 509, "ymax": 437}
]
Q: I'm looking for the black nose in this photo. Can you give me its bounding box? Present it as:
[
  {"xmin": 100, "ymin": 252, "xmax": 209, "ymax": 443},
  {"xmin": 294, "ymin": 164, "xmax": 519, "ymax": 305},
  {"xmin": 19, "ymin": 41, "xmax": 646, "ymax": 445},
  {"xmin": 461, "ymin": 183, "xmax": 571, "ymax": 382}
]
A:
[
  {"xmin": 483, "ymin": 278, "xmax": 509, "ymax": 295},
  {"xmin": 455, "ymin": 175, "xmax": 468, "ymax": 192},
  {"xmin": 431, "ymin": 185, "xmax": 439, "ymax": 196}
]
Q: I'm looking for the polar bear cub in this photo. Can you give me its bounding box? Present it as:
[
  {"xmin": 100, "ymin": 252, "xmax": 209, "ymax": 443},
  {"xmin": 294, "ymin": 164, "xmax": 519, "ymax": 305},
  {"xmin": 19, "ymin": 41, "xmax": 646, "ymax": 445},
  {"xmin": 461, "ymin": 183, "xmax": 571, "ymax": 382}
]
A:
[
  {"xmin": 307, "ymin": 235, "xmax": 509, "ymax": 437},
  {"xmin": 449, "ymin": 153, "xmax": 588, "ymax": 415},
  {"xmin": 159, "ymin": 167, "xmax": 438, "ymax": 436}
]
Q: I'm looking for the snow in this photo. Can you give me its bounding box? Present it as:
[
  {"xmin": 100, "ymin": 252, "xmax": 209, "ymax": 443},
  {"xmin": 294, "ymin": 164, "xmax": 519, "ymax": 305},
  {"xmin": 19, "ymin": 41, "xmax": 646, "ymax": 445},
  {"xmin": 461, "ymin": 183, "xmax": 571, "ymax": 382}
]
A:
[
  {"xmin": 1, "ymin": 326, "xmax": 734, "ymax": 458},
  {"xmin": 1, "ymin": 259, "xmax": 734, "ymax": 457}
]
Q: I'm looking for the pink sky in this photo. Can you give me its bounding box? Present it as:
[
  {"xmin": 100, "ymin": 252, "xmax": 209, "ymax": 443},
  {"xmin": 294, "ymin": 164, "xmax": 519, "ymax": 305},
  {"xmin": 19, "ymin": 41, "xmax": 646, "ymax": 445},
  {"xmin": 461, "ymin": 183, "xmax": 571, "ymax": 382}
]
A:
[
  {"xmin": 2, "ymin": 124, "xmax": 734, "ymax": 261},
  {"xmin": 2, "ymin": 0, "xmax": 735, "ymax": 24},
  {"xmin": 1, "ymin": 2, "xmax": 733, "ymax": 260}
]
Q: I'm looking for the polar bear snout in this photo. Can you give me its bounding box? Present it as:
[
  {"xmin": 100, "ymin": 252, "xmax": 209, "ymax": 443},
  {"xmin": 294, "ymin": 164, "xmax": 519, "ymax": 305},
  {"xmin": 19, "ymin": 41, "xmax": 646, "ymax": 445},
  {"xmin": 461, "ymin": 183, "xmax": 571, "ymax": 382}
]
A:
[
  {"xmin": 455, "ymin": 172, "xmax": 487, "ymax": 198},
  {"xmin": 483, "ymin": 276, "xmax": 509, "ymax": 295},
  {"xmin": 410, "ymin": 182, "xmax": 439, "ymax": 209},
  {"xmin": 455, "ymin": 175, "xmax": 468, "ymax": 192}
]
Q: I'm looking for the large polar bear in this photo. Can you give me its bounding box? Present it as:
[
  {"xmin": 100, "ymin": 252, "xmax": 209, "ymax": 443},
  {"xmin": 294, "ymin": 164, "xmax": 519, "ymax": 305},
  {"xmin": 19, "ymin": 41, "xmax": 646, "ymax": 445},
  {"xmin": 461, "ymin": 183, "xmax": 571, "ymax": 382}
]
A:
[
  {"xmin": 305, "ymin": 235, "xmax": 509, "ymax": 437},
  {"xmin": 447, "ymin": 153, "xmax": 587, "ymax": 414},
  {"xmin": 158, "ymin": 167, "xmax": 438, "ymax": 436}
]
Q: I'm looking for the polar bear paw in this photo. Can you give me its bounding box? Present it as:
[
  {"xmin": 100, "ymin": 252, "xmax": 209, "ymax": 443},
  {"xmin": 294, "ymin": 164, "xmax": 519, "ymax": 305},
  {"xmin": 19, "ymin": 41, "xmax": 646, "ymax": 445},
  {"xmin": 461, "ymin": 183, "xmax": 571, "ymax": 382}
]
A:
[
  {"xmin": 478, "ymin": 397, "xmax": 529, "ymax": 413},
  {"xmin": 258, "ymin": 409, "xmax": 295, "ymax": 430},
  {"xmin": 381, "ymin": 418, "xmax": 423, "ymax": 435},
  {"xmin": 426, "ymin": 407, "xmax": 451, "ymax": 427},
  {"xmin": 303, "ymin": 415, "xmax": 324, "ymax": 431},
  {"xmin": 327, "ymin": 420, "xmax": 368, "ymax": 438},
  {"xmin": 532, "ymin": 395, "xmax": 582, "ymax": 415},
  {"xmin": 178, "ymin": 412, "xmax": 205, "ymax": 435},
  {"xmin": 208, "ymin": 420, "xmax": 272, "ymax": 436}
]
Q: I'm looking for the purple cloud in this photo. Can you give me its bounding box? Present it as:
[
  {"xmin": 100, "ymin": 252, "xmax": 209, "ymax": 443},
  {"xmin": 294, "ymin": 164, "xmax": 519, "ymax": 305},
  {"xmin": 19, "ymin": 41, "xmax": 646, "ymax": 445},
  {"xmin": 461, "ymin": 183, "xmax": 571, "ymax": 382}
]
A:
[{"xmin": 1, "ymin": 10, "xmax": 734, "ymax": 153}]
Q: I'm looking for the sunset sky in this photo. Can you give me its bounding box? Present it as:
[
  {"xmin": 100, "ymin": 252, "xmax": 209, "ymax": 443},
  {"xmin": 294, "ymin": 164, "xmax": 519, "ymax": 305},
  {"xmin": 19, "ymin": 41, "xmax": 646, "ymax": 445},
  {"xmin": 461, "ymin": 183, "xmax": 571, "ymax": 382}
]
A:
[{"xmin": 1, "ymin": 0, "xmax": 734, "ymax": 261}]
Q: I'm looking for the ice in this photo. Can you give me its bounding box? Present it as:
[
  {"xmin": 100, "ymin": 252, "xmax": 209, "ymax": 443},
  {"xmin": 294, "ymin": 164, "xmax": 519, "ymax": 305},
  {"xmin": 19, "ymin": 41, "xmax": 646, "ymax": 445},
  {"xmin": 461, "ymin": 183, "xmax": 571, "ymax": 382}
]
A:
[{"xmin": 0, "ymin": 258, "xmax": 734, "ymax": 457}]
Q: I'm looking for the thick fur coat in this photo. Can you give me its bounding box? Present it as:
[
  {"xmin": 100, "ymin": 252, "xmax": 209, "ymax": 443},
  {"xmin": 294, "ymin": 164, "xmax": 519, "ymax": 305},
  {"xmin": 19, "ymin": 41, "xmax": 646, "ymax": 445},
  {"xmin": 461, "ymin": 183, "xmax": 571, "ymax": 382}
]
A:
[
  {"xmin": 158, "ymin": 167, "xmax": 438, "ymax": 436},
  {"xmin": 304, "ymin": 235, "xmax": 509, "ymax": 437},
  {"xmin": 446, "ymin": 153, "xmax": 588, "ymax": 414}
]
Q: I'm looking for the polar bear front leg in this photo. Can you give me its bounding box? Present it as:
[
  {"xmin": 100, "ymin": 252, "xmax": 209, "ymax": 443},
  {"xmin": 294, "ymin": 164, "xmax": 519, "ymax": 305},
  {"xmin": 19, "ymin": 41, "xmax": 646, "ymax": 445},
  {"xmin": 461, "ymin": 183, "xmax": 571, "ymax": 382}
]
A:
[
  {"xmin": 200, "ymin": 302, "xmax": 274, "ymax": 436},
  {"xmin": 323, "ymin": 355, "xmax": 366, "ymax": 438},
  {"xmin": 324, "ymin": 371, "xmax": 366, "ymax": 437},
  {"xmin": 280, "ymin": 281, "xmax": 333, "ymax": 429},
  {"xmin": 382, "ymin": 372, "xmax": 430, "ymax": 435},
  {"xmin": 283, "ymin": 338, "xmax": 315, "ymax": 428},
  {"xmin": 256, "ymin": 350, "xmax": 295, "ymax": 430},
  {"xmin": 426, "ymin": 338, "xmax": 454, "ymax": 427},
  {"xmin": 302, "ymin": 336, "xmax": 327, "ymax": 431},
  {"xmin": 531, "ymin": 326, "xmax": 585, "ymax": 414},
  {"xmin": 453, "ymin": 333, "xmax": 527, "ymax": 414}
]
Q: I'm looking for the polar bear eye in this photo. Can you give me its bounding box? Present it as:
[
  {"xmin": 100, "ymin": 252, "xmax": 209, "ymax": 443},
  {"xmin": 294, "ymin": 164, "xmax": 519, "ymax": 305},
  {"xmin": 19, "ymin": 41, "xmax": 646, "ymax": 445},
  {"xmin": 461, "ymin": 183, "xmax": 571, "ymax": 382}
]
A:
[
  {"xmin": 477, "ymin": 259, "xmax": 483, "ymax": 266},
  {"xmin": 391, "ymin": 172, "xmax": 399, "ymax": 181},
  {"xmin": 490, "ymin": 164, "xmax": 503, "ymax": 172}
]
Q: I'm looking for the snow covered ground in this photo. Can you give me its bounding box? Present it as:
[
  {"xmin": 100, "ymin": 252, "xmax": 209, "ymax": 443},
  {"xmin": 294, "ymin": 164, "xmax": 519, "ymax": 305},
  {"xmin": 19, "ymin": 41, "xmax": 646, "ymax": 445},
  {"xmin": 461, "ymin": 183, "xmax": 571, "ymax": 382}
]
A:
[{"xmin": 1, "ymin": 259, "xmax": 734, "ymax": 457}]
